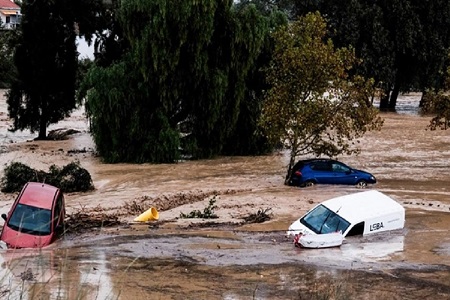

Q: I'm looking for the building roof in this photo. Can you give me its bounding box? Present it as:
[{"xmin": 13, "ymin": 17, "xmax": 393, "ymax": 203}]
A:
[
  {"xmin": 0, "ymin": 0, "xmax": 20, "ymax": 9},
  {"xmin": 322, "ymin": 190, "xmax": 405, "ymax": 225}
]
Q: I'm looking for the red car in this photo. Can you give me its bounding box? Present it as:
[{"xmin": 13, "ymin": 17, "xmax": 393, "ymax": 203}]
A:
[{"xmin": 0, "ymin": 182, "xmax": 65, "ymax": 248}]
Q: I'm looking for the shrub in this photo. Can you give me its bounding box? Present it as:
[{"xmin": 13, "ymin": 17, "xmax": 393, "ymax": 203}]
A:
[
  {"xmin": 1, "ymin": 161, "xmax": 94, "ymax": 193},
  {"xmin": 48, "ymin": 162, "xmax": 94, "ymax": 193},
  {"xmin": 180, "ymin": 197, "xmax": 218, "ymax": 219},
  {"xmin": 0, "ymin": 162, "xmax": 46, "ymax": 193}
]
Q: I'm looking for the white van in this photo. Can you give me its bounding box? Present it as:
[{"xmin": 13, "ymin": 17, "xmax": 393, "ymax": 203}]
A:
[{"xmin": 287, "ymin": 190, "xmax": 405, "ymax": 237}]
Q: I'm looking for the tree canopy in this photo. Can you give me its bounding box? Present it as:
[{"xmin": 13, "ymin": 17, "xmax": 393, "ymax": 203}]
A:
[
  {"xmin": 7, "ymin": 0, "xmax": 78, "ymax": 139},
  {"xmin": 12, "ymin": 0, "xmax": 449, "ymax": 167},
  {"xmin": 81, "ymin": 0, "xmax": 276, "ymax": 162},
  {"xmin": 272, "ymin": 0, "xmax": 450, "ymax": 111},
  {"xmin": 222, "ymin": 2, "xmax": 288, "ymax": 155},
  {"xmin": 6, "ymin": 0, "xmax": 103, "ymax": 139},
  {"xmin": 259, "ymin": 12, "xmax": 383, "ymax": 181}
]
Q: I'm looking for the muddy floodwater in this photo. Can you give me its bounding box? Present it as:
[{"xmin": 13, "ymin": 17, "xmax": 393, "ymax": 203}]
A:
[{"xmin": 0, "ymin": 92, "xmax": 450, "ymax": 299}]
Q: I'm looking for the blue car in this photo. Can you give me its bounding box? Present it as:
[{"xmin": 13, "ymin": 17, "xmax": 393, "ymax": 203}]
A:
[{"xmin": 288, "ymin": 159, "xmax": 376, "ymax": 188}]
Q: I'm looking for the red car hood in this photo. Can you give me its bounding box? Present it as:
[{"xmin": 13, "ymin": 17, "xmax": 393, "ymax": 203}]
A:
[{"xmin": 0, "ymin": 226, "xmax": 53, "ymax": 249}]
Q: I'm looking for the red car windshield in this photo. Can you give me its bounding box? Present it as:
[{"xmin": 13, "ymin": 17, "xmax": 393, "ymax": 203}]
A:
[{"xmin": 7, "ymin": 203, "xmax": 52, "ymax": 235}]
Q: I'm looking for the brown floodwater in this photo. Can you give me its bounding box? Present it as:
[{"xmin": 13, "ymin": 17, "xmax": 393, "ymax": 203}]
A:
[{"xmin": 0, "ymin": 92, "xmax": 450, "ymax": 299}]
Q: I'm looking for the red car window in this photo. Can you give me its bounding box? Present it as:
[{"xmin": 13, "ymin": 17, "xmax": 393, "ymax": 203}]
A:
[{"xmin": 7, "ymin": 203, "xmax": 52, "ymax": 235}]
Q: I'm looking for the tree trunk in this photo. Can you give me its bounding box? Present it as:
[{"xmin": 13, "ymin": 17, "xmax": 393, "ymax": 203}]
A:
[
  {"xmin": 38, "ymin": 120, "xmax": 47, "ymax": 140},
  {"xmin": 379, "ymin": 88, "xmax": 390, "ymax": 111},
  {"xmin": 419, "ymin": 90, "xmax": 427, "ymax": 108},
  {"xmin": 38, "ymin": 104, "xmax": 47, "ymax": 140},
  {"xmin": 284, "ymin": 153, "xmax": 296, "ymax": 185},
  {"xmin": 388, "ymin": 81, "xmax": 400, "ymax": 111}
]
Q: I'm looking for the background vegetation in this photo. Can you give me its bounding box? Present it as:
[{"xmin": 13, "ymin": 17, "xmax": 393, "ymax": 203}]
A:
[
  {"xmin": 0, "ymin": 161, "xmax": 94, "ymax": 193},
  {"xmin": 0, "ymin": 0, "xmax": 448, "ymax": 178}
]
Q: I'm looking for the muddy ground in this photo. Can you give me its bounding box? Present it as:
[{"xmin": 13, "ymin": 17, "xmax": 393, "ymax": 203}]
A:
[{"xmin": 0, "ymin": 92, "xmax": 449, "ymax": 299}]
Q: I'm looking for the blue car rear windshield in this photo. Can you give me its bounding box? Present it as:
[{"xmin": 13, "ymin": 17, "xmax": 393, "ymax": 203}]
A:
[
  {"xmin": 7, "ymin": 203, "xmax": 51, "ymax": 235},
  {"xmin": 300, "ymin": 204, "xmax": 350, "ymax": 234}
]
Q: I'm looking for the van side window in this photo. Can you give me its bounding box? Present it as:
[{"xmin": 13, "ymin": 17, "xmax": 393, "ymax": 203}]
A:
[{"xmin": 347, "ymin": 222, "xmax": 365, "ymax": 236}]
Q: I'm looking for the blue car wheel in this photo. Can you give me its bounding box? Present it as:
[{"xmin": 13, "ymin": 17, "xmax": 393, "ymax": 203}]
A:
[
  {"xmin": 356, "ymin": 180, "xmax": 368, "ymax": 188},
  {"xmin": 301, "ymin": 180, "xmax": 315, "ymax": 188}
]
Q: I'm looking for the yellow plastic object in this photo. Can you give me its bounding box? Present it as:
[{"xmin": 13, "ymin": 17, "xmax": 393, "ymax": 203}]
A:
[{"xmin": 134, "ymin": 207, "xmax": 159, "ymax": 222}]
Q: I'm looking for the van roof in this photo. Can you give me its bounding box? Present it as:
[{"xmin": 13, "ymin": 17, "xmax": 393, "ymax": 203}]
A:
[{"xmin": 321, "ymin": 190, "xmax": 404, "ymax": 224}]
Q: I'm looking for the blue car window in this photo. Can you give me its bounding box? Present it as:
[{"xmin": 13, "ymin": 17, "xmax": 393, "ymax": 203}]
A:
[
  {"xmin": 332, "ymin": 163, "xmax": 350, "ymax": 173},
  {"xmin": 8, "ymin": 203, "xmax": 52, "ymax": 235},
  {"xmin": 310, "ymin": 161, "xmax": 331, "ymax": 171}
]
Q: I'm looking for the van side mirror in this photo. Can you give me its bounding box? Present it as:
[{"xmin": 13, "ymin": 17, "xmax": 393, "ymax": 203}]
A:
[{"xmin": 1, "ymin": 214, "xmax": 6, "ymax": 221}]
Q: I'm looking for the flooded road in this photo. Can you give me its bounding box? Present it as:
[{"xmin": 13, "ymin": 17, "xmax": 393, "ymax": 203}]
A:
[
  {"xmin": 2, "ymin": 209, "xmax": 450, "ymax": 300},
  {"xmin": 0, "ymin": 91, "xmax": 450, "ymax": 299}
]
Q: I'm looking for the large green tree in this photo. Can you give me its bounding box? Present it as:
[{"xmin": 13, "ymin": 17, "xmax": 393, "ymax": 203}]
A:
[
  {"xmin": 260, "ymin": 12, "xmax": 383, "ymax": 182},
  {"xmin": 274, "ymin": 0, "xmax": 450, "ymax": 111},
  {"xmin": 82, "ymin": 0, "xmax": 270, "ymax": 162},
  {"xmin": 6, "ymin": 0, "xmax": 103, "ymax": 139}
]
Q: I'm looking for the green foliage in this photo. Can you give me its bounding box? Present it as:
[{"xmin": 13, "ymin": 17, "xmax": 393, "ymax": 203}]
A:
[
  {"xmin": 243, "ymin": 208, "xmax": 272, "ymax": 223},
  {"xmin": 82, "ymin": 57, "xmax": 180, "ymax": 163},
  {"xmin": 0, "ymin": 162, "xmax": 43, "ymax": 193},
  {"xmin": 6, "ymin": 0, "xmax": 104, "ymax": 139},
  {"xmin": 260, "ymin": 12, "xmax": 383, "ymax": 181},
  {"xmin": 179, "ymin": 197, "xmax": 218, "ymax": 219},
  {"xmin": 7, "ymin": 0, "xmax": 78, "ymax": 139},
  {"xmin": 87, "ymin": 0, "xmax": 129, "ymax": 68},
  {"xmin": 423, "ymin": 93, "xmax": 450, "ymax": 130},
  {"xmin": 414, "ymin": 0, "xmax": 450, "ymax": 93},
  {"xmin": 48, "ymin": 162, "xmax": 95, "ymax": 193},
  {"xmin": 72, "ymin": 0, "xmax": 105, "ymax": 40},
  {"xmin": 421, "ymin": 62, "xmax": 450, "ymax": 130},
  {"xmin": 0, "ymin": 29, "xmax": 19, "ymax": 88},
  {"xmin": 1, "ymin": 161, "xmax": 94, "ymax": 193},
  {"xmin": 283, "ymin": 0, "xmax": 450, "ymax": 111},
  {"xmin": 222, "ymin": 4, "xmax": 288, "ymax": 155},
  {"xmin": 76, "ymin": 58, "xmax": 94, "ymax": 93},
  {"xmin": 82, "ymin": 0, "xmax": 272, "ymax": 162}
]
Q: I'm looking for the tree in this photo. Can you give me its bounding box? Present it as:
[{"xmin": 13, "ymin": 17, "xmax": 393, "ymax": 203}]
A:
[
  {"xmin": 182, "ymin": 1, "xmax": 267, "ymax": 158},
  {"xmin": 81, "ymin": 0, "xmax": 271, "ymax": 162},
  {"xmin": 88, "ymin": 0, "xmax": 129, "ymax": 68},
  {"xmin": 6, "ymin": 0, "xmax": 103, "ymax": 140},
  {"xmin": 415, "ymin": 0, "xmax": 450, "ymax": 106},
  {"xmin": 260, "ymin": 12, "xmax": 383, "ymax": 182},
  {"xmin": 222, "ymin": 2, "xmax": 288, "ymax": 155},
  {"xmin": 277, "ymin": 0, "xmax": 450, "ymax": 112},
  {"xmin": 82, "ymin": 55, "xmax": 181, "ymax": 163},
  {"xmin": 7, "ymin": 0, "xmax": 77, "ymax": 139}
]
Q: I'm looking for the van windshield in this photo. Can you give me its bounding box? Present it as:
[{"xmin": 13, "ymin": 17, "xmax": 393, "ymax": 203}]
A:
[
  {"xmin": 7, "ymin": 203, "xmax": 52, "ymax": 235},
  {"xmin": 300, "ymin": 204, "xmax": 350, "ymax": 234}
]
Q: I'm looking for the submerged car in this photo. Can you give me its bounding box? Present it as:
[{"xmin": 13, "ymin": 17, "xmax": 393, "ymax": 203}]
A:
[
  {"xmin": 0, "ymin": 182, "xmax": 65, "ymax": 249},
  {"xmin": 287, "ymin": 190, "xmax": 405, "ymax": 238},
  {"xmin": 288, "ymin": 158, "xmax": 376, "ymax": 188}
]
